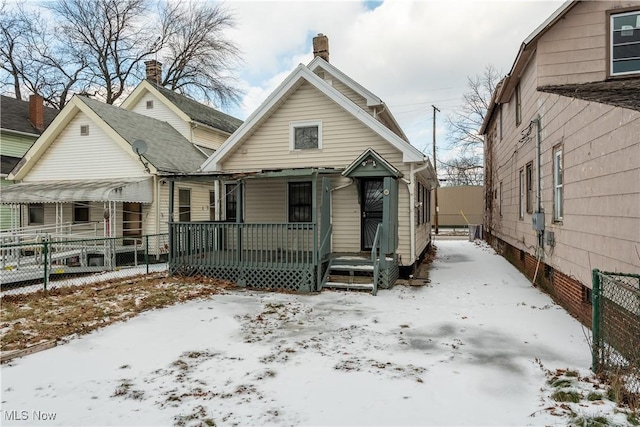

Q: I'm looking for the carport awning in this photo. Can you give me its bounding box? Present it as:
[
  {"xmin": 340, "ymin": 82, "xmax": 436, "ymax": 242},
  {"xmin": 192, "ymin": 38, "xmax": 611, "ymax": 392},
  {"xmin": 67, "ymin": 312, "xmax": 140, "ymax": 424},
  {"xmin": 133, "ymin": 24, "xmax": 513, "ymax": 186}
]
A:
[{"xmin": 0, "ymin": 178, "xmax": 154, "ymax": 204}]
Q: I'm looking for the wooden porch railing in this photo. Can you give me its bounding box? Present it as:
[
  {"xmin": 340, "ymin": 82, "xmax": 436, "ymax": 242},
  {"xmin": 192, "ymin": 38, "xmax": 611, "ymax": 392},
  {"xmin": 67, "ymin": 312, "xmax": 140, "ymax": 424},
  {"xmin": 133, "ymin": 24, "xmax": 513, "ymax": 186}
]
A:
[{"xmin": 171, "ymin": 222, "xmax": 318, "ymax": 269}]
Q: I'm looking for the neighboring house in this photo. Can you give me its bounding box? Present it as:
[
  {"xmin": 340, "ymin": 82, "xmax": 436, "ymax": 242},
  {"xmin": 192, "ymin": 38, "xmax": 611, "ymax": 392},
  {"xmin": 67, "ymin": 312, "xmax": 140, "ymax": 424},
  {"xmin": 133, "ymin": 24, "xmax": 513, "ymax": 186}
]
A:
[
  {"xmin": 0, "ymin": 95, "xmax": 58, "ymax": 229},
  {"xmin": 480, "ymin": 1, "xmax": 640, "ymax": 325},
  {"xmin": 1, "ymin": 63, "xmax": 242, "ymax": 252},
  {"xmin": 431, "ymin": 186, "xmax": 483, "ymax": 228},
  {"xmin": 169, "ymin": 34, "xmax": 438, "ymax": 294}
]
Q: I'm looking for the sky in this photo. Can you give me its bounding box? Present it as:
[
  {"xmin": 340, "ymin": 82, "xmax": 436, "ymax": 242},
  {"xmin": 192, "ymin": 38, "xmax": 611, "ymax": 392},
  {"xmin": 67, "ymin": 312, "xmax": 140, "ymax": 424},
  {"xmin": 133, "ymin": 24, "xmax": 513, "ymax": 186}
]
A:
[
  {"xmin": 5, "ymin": 239, "xmax": 632, "ymax": 426},
  {"xmin": 222, "ymin": 0, "xmax": 566, "ymax": 161}
]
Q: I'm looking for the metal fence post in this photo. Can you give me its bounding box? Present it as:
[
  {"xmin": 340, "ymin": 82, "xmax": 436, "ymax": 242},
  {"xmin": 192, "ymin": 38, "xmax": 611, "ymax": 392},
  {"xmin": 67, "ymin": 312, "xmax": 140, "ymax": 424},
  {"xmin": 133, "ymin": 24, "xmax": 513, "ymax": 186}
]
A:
[
  {"xmin": 43, "ymin": 238, "xmax": 49, "ymax": 291},
  {"xmin": 145, "ymin": 235, "xmax": 149, "ymax": 275},
  {"xmin": 591, "ymin": 268, "xmax": 601, "ymax": 372}
]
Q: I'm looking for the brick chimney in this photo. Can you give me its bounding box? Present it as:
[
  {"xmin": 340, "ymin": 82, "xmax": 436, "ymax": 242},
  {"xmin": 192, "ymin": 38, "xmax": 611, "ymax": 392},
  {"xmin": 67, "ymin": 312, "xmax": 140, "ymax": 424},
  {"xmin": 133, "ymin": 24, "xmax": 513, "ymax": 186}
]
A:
[
  {"xmin": 29, "ymin": 94, "xmax": 45, "ymax": 132},
  {"xmin": 313, "ymin": 33, "xmax": 329, "ymax": 62},
  {"xmin": 144, "ymin": 60, "xmax": 162, "ymax": 85}
]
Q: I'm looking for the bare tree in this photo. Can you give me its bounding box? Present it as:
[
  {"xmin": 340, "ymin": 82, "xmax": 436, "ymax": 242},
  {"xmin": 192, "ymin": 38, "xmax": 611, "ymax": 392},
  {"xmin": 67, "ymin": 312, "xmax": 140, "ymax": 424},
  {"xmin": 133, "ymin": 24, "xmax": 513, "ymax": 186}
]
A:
[
  {"xmin": 439, "ymin": 156, "xmax": 484, "ymax": 186},
  {"xmin": 0, "ymin": 2, "xmax": 30, "ymax": 100},
  {"xmin": 0, "ymin": 0, "xmax": 242, "ymax": 108},
  {"xmin": 443, "ymin": 64, "xmax": 502, "ymax": 186},
  {"xmin": 158, "ymin": 1, "xmax": 242, "ymax": 107},
  {"xmin": 47, "ymin": 0, "xmax": 159, "ymax": 104}
]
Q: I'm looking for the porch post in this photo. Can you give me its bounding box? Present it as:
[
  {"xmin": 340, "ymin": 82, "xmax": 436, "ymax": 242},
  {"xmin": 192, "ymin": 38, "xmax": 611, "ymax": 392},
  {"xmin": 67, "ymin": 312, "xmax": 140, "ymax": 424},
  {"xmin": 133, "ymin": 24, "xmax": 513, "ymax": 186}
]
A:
[
  {"xmin": 236, "ymin": 181, "xmax": 243, "ymax": 263},
  {"xmin": 168, "ymin": 179, "xmax": 175, "ymax": 263}
]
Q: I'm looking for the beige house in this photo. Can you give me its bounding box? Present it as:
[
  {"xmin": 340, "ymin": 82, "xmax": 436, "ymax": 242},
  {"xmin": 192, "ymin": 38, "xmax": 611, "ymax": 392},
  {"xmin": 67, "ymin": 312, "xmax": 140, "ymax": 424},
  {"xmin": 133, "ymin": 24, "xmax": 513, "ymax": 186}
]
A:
[
  {"xmin": 431, "ymin": 186, "xmax": 483, "ymax": 228},
  {"xmin": 170, "ymin": 35, "xmax": 437, "ymax": 293},
  {"xmin": 480, "ymin": 1, "xmax": 640, "ymax": 324},
  {"xmin": 2, "ymin": 63, "xmax": 241, "ymax": 249}
]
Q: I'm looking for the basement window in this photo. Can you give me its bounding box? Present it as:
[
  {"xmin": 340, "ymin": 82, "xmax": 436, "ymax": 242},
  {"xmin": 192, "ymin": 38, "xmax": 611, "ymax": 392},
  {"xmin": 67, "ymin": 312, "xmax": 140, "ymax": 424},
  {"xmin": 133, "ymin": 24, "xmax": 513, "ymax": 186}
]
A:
[{"xmin": 80, "ymin": 125, "xmax": 89, "ymax": 136}]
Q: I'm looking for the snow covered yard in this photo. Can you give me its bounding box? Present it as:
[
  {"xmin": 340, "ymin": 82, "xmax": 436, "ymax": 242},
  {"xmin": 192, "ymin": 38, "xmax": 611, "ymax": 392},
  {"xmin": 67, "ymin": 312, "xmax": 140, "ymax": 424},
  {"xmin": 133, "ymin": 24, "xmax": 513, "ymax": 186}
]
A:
[{"xmin": 1, "ymin": 240, "xmax": 636, "ymax": 426}]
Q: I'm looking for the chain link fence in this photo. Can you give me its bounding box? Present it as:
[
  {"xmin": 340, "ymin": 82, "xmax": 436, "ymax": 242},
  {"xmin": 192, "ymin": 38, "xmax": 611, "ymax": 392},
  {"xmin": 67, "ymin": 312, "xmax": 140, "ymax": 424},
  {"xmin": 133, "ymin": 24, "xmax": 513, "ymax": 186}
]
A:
[
  {"xmin": 592, "ymin": 269, "xmax": 640, "ymax": 398},
  {"xmin": 1, "ymin": 234, "xmax": 169, "ymax": 295}
]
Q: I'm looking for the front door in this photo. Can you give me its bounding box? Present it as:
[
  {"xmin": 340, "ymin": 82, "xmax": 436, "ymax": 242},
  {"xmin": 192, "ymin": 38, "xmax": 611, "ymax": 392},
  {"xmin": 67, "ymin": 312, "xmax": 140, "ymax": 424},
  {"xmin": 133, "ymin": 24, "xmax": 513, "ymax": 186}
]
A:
[
  {"xmin": 123, "ymin": 202, "xmax": 142, "ymax": 245},
  {"xmin": 361, "ymin": 179, "xmax": 384, "ymax": 251}
]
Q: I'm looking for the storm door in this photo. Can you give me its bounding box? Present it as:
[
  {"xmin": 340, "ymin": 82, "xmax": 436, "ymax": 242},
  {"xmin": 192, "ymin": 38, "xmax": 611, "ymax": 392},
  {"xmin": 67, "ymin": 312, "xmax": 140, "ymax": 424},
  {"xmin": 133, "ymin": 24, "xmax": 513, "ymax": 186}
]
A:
[{"xmin": 360, "ymin": 179, "xmax": 384, "ymax": 251}]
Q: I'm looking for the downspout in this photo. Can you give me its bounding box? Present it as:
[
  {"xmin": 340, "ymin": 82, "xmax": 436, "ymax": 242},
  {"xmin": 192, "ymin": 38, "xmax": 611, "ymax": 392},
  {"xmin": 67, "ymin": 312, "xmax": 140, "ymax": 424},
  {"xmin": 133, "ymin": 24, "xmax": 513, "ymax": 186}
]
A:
[{"xmin": 535, "ymin": 115, "xmax": 543, "ymax": 250}]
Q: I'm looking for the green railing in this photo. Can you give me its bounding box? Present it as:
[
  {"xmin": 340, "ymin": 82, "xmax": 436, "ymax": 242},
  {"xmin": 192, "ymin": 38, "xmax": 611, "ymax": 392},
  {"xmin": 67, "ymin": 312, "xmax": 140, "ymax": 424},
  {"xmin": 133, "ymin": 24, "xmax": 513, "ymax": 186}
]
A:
[
  {"xmin": 370, "ymin": 224, "xmax": 382, "ymax": 296},
  {"xmin": 170, "ymin": 222, "xmax": 320, "ymax": 292},
  {"xmin": 317, "ymin": 224, "xmax": 333, "ymax": 290}
]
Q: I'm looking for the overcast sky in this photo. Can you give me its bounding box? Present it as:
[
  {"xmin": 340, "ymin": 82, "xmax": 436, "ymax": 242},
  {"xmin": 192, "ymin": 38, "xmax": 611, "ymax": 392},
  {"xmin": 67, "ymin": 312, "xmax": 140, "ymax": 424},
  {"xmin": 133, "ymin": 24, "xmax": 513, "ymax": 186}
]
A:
[{"xmin": 223, "ymin": 0, "xmax": 566, "ymax": 160}]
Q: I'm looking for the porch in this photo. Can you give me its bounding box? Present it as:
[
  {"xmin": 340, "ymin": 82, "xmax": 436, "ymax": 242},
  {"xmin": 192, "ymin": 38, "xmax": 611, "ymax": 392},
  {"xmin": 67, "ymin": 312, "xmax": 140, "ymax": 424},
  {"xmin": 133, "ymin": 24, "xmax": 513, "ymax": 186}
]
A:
[{"xmin": 167, "ymin": 169, "xmax": 401, "ymax": 294}]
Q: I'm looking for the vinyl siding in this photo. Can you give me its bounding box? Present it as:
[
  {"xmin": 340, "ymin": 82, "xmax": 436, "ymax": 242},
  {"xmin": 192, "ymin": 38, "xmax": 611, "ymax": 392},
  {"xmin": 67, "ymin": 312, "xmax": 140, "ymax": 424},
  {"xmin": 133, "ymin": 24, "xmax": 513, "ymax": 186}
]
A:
[
  {"xmin": 221, "ymin": 81, "xmax": 406, "ymax": 171},
  {"xmin": 193, "ymin": 127, "xmax": 228, "ymax": 151},
  {"xmin": 0, "ymin": 131, "xmax": 36, "ymax": 157},
  {"xmin": 128, "ymin": 92, "xmax": 191, "ymax": 140},
  {"xmin": 323, "ymin": 71, "xmax": 370, "ymax": 112},
  {"xmin": 24, "ymin": 111, "xmax": 146, "ymax": 181}
]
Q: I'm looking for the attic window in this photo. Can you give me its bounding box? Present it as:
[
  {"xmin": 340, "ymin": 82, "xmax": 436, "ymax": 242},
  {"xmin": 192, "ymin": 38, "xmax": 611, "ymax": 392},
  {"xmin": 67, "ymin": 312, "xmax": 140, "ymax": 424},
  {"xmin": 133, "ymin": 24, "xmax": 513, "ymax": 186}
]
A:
[
  {"xmin": 80, "ymin": 125, "xmax": 89, "ymax": 136},
  {"xmin": 146, "ymin": 100, "xmax": 154, "ymax": 109},
  {"xmin": 290, "ymin": 120, "xmax": 322, "ymax": 150},
  {"xmin": 610, "ymin": 10, "xmax": 640, "ymax": 76}
]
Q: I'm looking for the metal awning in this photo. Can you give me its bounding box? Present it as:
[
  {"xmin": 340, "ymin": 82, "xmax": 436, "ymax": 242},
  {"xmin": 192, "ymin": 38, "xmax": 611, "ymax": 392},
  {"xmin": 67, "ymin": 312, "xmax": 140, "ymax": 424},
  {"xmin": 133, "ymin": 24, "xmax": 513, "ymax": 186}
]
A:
[{"xmin": 0, "ymin": 178, "xmax": 154, "ymax": 204}]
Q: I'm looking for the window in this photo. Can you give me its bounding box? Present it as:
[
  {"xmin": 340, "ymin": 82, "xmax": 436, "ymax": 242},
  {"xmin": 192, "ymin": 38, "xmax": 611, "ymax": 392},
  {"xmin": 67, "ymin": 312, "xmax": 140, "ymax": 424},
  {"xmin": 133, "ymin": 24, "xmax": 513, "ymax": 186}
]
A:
[
  {"xmin": 416, "ymin": 182, "xmax": 429, "ymax": 225},
  {"xmin": 28, "ymin": 203, "xmax": 44, "ymax": 225},
  {"xmin": 80, "ymin": 125, "xmax": 89, "ymax": 136},
  {"xmin": 426, "ymin": 188, "xmax": 431, "ymax": 223},
  {"xmin": 146, "ymin": 100, "xmax": 154, "ymax": 109},
  {"xmin": 209, "ymin": 191, "xmax": 215, "ymax": 221},
  {"xmin": 526, "ymin": 162, "xmax": 534, "ymax": 213},
  {"xmin": 553, "ymin": 146, "xmax": 563, "ymax": 221},
  {"xmin": 225, "ymin": 183, "xmax": 238, "ymax": 221},
  {"xmin": 178, "ymin": 189, "xmax": 191, "ymax": 222},
  {"xmin": 610, "ymin": 10, "xmax": 640, "ymax": 76},
  {"xmin": 515, "ymin": 83, "xmax": 522, "ymax": 126},
  {"xmin": 290, "ymin": 121, "xmax": 322, "ymax": 150},
  {"xmin": 73, "ymin": 202, "xmax": 90, "ymax": 223},
  {"xmin": 288, "ymin": 181, "xmax": 312, "ymax": 222},
  {"xmin": 518, "ymin": 169, "xmax": 525, "ymax": 220}
]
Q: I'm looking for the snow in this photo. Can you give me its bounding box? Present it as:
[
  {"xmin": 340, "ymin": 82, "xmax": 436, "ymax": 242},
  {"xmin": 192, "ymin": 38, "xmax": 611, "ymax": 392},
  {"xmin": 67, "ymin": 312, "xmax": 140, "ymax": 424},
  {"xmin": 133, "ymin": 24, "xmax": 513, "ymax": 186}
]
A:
[{"xmin": 0, "ymin": 240, "xmax": 625, "ymax": 426}]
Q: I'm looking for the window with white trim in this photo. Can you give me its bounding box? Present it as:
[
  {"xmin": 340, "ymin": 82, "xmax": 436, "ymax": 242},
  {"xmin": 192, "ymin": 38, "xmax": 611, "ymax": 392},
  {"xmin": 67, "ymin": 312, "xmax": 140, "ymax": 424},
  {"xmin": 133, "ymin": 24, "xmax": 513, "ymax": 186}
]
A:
[
  {"xmin": 518, "ymin": 169, "xmax": 525, "ymax": 220},
  {"xmin": 73, "ymin": 201, "xmax": 90, "ymax": 223},
  {"xmin": 515, "ymin": 83, "xmax": 522, "ymax": 126},
  {"xmin": 28, "ymin": 203, "xmax": 44, "ymax": 225},
  {"xmin": 526, "ymin": 162, "xmax": 533, "ymax": 213},
  {"xmin": 290, "ymin": 121, "xmax": 322, "ymax": 150},
  {"xmin": 178, "ymin": 188, "xmax": 191, "ymax": 222},
  {"xmin": 553, "ymin": 146, "xmax": 563, "ymax": 221},
  {"xmin": 610, "ymin": 10, "xmax": 640, "ymax": 76}
]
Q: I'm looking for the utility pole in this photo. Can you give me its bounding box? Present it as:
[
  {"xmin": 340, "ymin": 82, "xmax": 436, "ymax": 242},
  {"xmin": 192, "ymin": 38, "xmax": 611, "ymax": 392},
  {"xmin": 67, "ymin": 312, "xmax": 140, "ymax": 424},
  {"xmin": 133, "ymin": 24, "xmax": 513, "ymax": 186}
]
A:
[{"xmin": 432, "ymin": 105, "xmax": 440, "ymax": 235}]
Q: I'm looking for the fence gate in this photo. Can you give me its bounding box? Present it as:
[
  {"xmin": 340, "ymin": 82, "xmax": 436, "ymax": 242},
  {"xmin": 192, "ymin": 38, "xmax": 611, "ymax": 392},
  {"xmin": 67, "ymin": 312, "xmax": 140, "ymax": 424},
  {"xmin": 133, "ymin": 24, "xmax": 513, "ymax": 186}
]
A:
[{"xmin": 592, "ymin": 269, "xmax": 640, "ymax": 395}]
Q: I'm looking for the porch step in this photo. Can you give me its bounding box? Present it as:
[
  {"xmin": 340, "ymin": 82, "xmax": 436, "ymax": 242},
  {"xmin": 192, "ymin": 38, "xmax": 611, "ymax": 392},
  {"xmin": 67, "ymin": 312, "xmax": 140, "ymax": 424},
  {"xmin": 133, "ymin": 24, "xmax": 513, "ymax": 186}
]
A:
[{"xmin": 323, "ymin": 281, "xmax": 374, "ymax": 292}]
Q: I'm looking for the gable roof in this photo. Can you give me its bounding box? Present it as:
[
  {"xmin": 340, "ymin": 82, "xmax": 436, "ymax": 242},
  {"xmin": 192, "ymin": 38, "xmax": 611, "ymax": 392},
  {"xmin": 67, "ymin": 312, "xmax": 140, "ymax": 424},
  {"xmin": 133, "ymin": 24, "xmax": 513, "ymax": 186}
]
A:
[
  {"xmin": 120, "ymin": 80, "xmax": 243, "ymax": 134},
  {"xmin": 9, "ymin": 95, "xmax": 206, "ymax": 180},
  {"xmin": 480, "ymin": 1, "xmax": 577, "ymax": 134},
  {"xmin": 201, "ymin": 59, "xmax": 426, "ymax": 171},
  {"xmin": 342, "ymin": 148, "xmax": 403, "ymax": 178},
  {"xmin": 308, "ymin": 57, "xmax": 409, "ymax": 141},
  {"xmin": 0, "ymin": 95, "xmax": 59, "ymax": 135}
]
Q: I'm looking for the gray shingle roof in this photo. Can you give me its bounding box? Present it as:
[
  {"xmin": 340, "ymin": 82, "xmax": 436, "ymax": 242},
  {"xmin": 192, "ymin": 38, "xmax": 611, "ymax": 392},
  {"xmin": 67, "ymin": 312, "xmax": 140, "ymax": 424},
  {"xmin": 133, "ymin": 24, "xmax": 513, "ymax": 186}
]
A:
[
  {"xmin": 0, "ymin": 95, "xmax": 59, "ymax": 135},
  {"xmin": 148, "ymin": 81, "xmax": 243, "ymax": 134},
  {"xmin": 79, "ymin": 96, "xmax": 206, "ymax": 174},
  {"xmin": 538, "ymin": 79, "xmax": 640, "ymax": 112}
]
